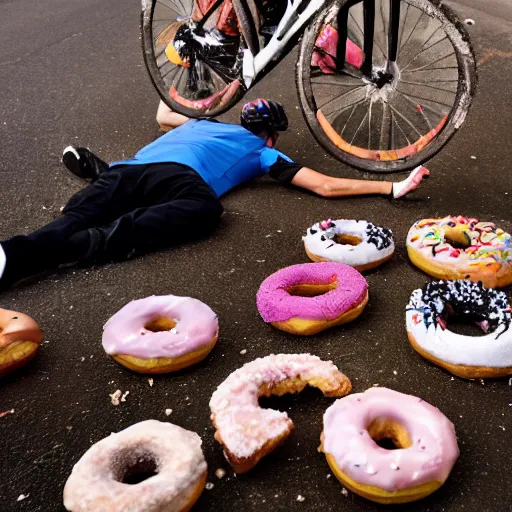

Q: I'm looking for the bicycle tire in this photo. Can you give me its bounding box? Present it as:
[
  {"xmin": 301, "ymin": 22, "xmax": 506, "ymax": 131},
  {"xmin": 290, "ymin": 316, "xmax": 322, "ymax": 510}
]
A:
[
  {"xmin": 141, "ymin": 1, "xmax": 246, "ymax": 118},
  {"xmin": 296, "ymin": 0, "xmax": 477, "ymax": 173}
]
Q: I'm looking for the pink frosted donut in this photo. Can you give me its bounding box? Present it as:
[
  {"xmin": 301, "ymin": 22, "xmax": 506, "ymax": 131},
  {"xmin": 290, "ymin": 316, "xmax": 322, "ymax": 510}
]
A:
[
  {"xmin": 256, "ymin": 262, "xmax": 368, "ymax": 335},
  {"xmin": 102, "ymin": 295, "xmax": 219, "ymax": 373},
  {"xmin": 321, "ymin": 387, "xmax": 459, "ymax": 504},
  {"xmin": 63, "ymin": 420, "xmax": 207, "ymax": 512}
]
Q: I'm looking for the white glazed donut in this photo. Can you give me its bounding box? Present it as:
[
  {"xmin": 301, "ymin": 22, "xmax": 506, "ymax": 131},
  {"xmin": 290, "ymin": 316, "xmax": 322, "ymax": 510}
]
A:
[
  {"xmin": 63, "ymin": 420, "xmax": 207, "ymax": 512},
  {"xmin": 303, "ymin": 219, "xmax": 394, "ymax": 271},
  {"xmin": 406, "ymin": 280, "xmax": 512, "ymax": 379}
]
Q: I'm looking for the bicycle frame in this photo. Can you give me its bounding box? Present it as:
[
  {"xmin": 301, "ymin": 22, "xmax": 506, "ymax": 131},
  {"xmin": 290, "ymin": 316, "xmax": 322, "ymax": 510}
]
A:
[{"xmin": 235, "ymin": 0, "xmax": 329, "ymax": 88}]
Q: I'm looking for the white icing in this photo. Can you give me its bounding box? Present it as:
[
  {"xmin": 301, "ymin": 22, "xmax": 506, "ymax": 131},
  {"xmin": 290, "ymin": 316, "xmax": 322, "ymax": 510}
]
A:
[
  {"xmin": 63, "ymin": 420, "xmax": 206, "ymax": 512},
  {"xmin": 406, "ymin": 291, "xmax": 512, "ymax": 367},
  {"xmin": 303, "ymin": 219, "xmax": 394, "ymax": 267}
]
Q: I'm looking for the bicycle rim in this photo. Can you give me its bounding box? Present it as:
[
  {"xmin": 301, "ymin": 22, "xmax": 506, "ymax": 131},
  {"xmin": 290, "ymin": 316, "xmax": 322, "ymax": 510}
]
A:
[
  {"xmin": 143, "ymin": 0, "xmax": 246, "ymax": 116},
  {"xmin": 298, "ymin": 0, "xmax": 476, "ymax": 172}
]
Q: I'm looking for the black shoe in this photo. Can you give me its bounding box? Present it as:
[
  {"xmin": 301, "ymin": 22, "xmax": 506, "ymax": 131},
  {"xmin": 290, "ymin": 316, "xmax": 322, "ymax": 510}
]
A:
[{"xmin": 62, "ymin": 146, "xmax": 108, "ymax": 181}]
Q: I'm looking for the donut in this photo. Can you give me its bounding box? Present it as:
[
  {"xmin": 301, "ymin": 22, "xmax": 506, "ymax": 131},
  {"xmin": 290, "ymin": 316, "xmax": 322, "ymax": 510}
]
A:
[
  {"xmin": 406, "ymin": 279, "xmax": 512, "ymax": 378},
  {"xmin": 102, "ymin": 295, "xmax": 218, "ymax": 374},
  {"xmin": 256, "ymin": 262, "xmax": 368, "ymax": 335},
  {"xmin": 303, "ymin": 219, "xmax": 395, "ymax": 270},
  {"xmin": 0, "ymin": 308, "xmax": 43, "ymax": 376},
  {"xmin": 320, "ymin": 387, "xmax": 459, "ymax": 504},
  {"xmin": 210, "ymin": 353, "xmax": 351, "ymax": 473},
  {"xmin": 407, "ymin": 216, "xmax": 512, "ymax": 287},
  {"xmin": 63, "ymin": 420, "xmax": 207, "ymax": 512}
]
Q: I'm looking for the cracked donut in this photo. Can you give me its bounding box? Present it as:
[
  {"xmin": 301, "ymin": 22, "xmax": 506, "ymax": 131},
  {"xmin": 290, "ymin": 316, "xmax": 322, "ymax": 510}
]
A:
[
  {"xmin": 320, "ymin": 388, "xmax": 459, "ymax": 504},
  {"xmin": 0, "ymin": 308, "xmax": 43, "ymax": 376},
  {"xmin": 209, "ymin": 353, "xmax": 351, "ymax": 473},
  {"xmin": 303, "ymin": 219, "xmax": 395, "ymax": 271},
  {"xmin": 406, "ymin": 280, "xmax": 512, "ymax": 378},
  {"xmin": 406, "ymin": 216, "xmax": 512, "ymax": 287},
  {"xmin": 63, "ymin": 420, "xmax": 207, "ymax": 512},
  {"xmin": 102, "ymin": 295, "xmax": 219, "ymax": 374},
  {"xmin": 256, "ymin": 262, "xmax": 368, "ymax": 335}
]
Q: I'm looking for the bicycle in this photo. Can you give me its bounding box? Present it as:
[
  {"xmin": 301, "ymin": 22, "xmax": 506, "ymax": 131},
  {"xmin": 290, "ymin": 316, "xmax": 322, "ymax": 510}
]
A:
[{"xmin": 141, "ymin": 0, "xmax": 476, "ymax": 172}]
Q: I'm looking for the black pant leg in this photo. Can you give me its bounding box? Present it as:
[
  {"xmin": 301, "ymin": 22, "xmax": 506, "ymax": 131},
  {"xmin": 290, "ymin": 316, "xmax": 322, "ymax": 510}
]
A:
[
  {"xmin": 0, "ymin": 166, "xmax": 142, "ymax": 284},
  {"xmin": 77, "ymin": 189, "xmax": 223, "ymax": 264}
]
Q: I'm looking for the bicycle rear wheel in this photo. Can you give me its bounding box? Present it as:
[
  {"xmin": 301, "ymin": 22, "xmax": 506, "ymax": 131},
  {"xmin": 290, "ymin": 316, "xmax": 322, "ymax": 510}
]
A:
[
  {"xmin": 297, "ymin": 0, "xmax": 477, "ymax": 172},
  {"xmin": 142, "ymin": 0, "xmax": 246, "ymax": 117}
]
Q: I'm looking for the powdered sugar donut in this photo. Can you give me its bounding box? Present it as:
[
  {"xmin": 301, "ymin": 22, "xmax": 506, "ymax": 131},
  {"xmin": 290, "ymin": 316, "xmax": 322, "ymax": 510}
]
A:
[
  {"xmin": 210, "ymin": 353, "xmax": 351, "ymax": 473},
  {"xmin": 102, "ymin": 295, "xmax": 218, "ymax": 374},
  {"xmin": 256, "ymin": 262, "xmax": 368, "ymax": 335},
  {"xmin": 321, "ymin": 387, "xmax": 459, "ymax": 504},
  {"xmin": 303, "ymin": 219, "xmax": 394, "ymax": 270},
  {"xmin": 63, "ymin": 420, "xmax": 207, "ymax": 512},
  {"xmin": 406, "ymin": 280, "xmax": 512, "ymax": 378}
]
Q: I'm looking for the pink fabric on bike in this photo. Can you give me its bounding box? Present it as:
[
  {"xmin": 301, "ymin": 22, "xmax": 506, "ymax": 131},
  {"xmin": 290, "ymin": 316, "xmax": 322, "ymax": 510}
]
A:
[
  {"xmin": 256, "ymin": 262, "xmax": 368, "ymax": 322},
  {"xmin": 312, "ymin": 25, "xmax": 363, "ymax": 72}
]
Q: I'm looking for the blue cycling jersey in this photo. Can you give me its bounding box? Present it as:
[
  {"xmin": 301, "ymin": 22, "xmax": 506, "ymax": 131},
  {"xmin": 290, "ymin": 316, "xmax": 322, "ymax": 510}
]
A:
[{"xmin": 110, "ymin": 120, "xmax": 294, "ymax": 197}]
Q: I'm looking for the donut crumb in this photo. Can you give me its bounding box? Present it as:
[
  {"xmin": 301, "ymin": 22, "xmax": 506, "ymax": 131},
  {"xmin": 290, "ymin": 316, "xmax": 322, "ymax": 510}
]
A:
[
  {"xmin": 341, "ymin": 488, "xmax": 348, "ymax": 497},
  {"xmin": 296, "ymin": 495, "xmax": 305, "ymax": 502},
  {"xmin": 110, "ymin": 390, "xmax": 122, "ymax": 406},
  {"xmin": 148, "ymin": 378, "xmax": 154, "ymax": 387},
  {"xmin": 205, "ymin": 482, "xmax": 214, "ymax": 490},
  {"xmin": 215, "ymin": 468, "xmax": 226, "ymax": 479},
  {"xmin": 17, "ymin": 494, "xmax": 29, "ymax": 502},
  {"xmin": 165, "ymin": 409, "xmax": 172, "ymax": 416}
]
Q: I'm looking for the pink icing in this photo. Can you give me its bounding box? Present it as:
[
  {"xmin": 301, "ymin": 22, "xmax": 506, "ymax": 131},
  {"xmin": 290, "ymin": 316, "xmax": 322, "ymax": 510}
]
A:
[
  {"xmin": 323, "ymin": 388, "xmax": 459, "ymax": 492},
  {"xmin": 102, "ymin": 295, "xmax": 218, "ymax": 359},
  {"xmin": 256, "ymin": 262, "xmax": 368, "ymax": 323},
  {"xmin": 210, "ymin": 353, "xmax": 350, "ymax": 460}
]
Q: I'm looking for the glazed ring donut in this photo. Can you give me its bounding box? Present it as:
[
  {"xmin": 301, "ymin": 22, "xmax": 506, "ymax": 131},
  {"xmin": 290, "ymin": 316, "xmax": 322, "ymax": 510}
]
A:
[
  {"xmin": 210, "ymin": 353, "xmax": 351, "ymax": 473},
  {"xmin": 63, "ymin": 420, "xmax": 207, "ymax": 512},
  {"xmin": 406, "ymin": 279, "xmax": 512, "ymax": 378},
  {"xmin": 0, "ymin": 308, "xmax": 43, "ymax": 376},
  {"xmin": 102, "ymin": 295, "xmax": 218, "ymax": 374},
  {"xmin": 407, "ymin": 216, "xmax": 512, "ymax": 287},
  {"xmin": 303, "ymin": 219, "xmax": 395, "ymax": 271},
  {"xmin": 320, "ymin": 387, "xmax": 459, "ymax": 504},
  {"xmin": 256, "ymin": 262, "xmax": 368, "ymax": 335}
]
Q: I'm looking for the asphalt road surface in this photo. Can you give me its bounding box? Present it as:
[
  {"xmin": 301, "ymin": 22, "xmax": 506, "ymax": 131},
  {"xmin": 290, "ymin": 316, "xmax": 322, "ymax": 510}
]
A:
[{"xmin": 0, "ymin": 1, "xmax": 511, "ymax": 511}]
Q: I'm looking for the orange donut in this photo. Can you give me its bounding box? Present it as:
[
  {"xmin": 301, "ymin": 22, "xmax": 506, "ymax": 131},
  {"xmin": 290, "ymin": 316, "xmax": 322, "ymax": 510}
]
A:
[{"xmin": 0, "ymin": 308, "xmax": 43, "ymax": 376}]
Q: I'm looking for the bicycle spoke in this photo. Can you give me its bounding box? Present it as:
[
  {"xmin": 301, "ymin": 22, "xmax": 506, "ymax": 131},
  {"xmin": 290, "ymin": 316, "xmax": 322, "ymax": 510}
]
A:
[
  {"xmin": 391, "ymin": 109, "xmax": 411, "ymax": 146},
  {"xmin": 158, "ymin": 0, "xmax": 187, "ymax": 17},
  {"xmin": 368, "ymin": 100, "xmax": 373, "ymax": 149},
  {"xmin": 400, "ymin": 79, "xmax": 456, "ymax": 94},
  {"xmin": 401, "ymin": 33, "xmax": 448, "ymax": 71},
  {"xmin": 317, "ymin": 85, "xmax": 366, "ymax": 112},
  {"xmin": 350, "ymin": 106, "xmax": 370, "ymax": 145},
  {"xmin": 399, "ymin": 11, "xmax": 424, "ymax": 57},
  {"xmin": 349, "ymin": 11, "xmax": 386, "ymax": 60},
  {"xmin": 406, "ymin": 51, "xmax": 456, "ymax": 73},
  {"xmin": 387, "ymin": 102, "xmax": 422, "ymax": 138},
  {"xmin": 328, "ymin": 97, "xmax": 368, "ymax": 128},
  {"xmin": 341, "ymin": 100, "xmax": 364, "ymax": 137},
  {"xmin": 311, "ymin": 79, "xmax": 362, "ymax": 87},
  {"xmin": 388, "ymin": 0, "xmax": 401, "ymax": 63},
  {"xmin": 380, "ymin": 101, "xmax": 392, "ymax": 150},
  {"xmin": 395, "ymin": 88, "xmax": 446, "ymax": 118},
  {"xmin": 394, "ymin": 89, "xmax": 432, "ymax": 129},
  {"xmin": 396, "ymin": 88, "xmax": 454, "ymax": 109}
]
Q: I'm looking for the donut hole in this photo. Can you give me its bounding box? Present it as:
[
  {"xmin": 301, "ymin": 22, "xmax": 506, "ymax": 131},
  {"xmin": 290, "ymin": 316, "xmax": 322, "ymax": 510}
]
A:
[
  {"xmin": 286, "ymin": 280, "xmax": 338, "ymax": 297},
  {"xmin": 113, "ymin": 451, "xmax": 159, "ymax": 485},
  {"xmin": 443, "ymin": 229, "xmax": 471, "ymax": 249},
  {"xmin": 144, "ymin": 317, "xmax": 177, "ymax": 332},
  {"xmin": 334, "ymin": 234, "xmax": 362, "ymax": 246},
  {"xmin": 367, "ymin": 418, "xmax": 412, "ymax": 450},
  {"xmin": 443, "ymin": 312, "xmax": 489, "ymax": 336}
]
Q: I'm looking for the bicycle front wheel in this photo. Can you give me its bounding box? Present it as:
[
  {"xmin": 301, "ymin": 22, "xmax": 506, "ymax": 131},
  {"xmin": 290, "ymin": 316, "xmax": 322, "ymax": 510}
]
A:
[
  {"xmin": 297, "ymin": 0, "xmax": 477, "ymax": 172},
  {"xmin": 142, "ymin": 0, "xmax": 246, "ymax": 117}
]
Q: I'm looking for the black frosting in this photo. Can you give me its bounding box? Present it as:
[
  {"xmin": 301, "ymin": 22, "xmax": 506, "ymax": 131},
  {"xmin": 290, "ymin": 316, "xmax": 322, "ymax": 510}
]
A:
[
  {"xmin": 407, "ymin": 280, "xmax": 511, "ymax": 336},
  {"xmin": 365, "ymin": 223, "xmax": 393, "ymax": 250}
]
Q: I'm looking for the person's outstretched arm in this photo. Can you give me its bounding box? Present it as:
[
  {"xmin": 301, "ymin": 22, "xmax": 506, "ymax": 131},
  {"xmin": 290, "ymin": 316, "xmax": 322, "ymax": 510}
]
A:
[
  {"xmin": 290, "ymin": 165, "xmax": 429, "ymax": 199},
  {"xmin": 156, "ymin": 100, "xmax": 190, "ymax": 131}
]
